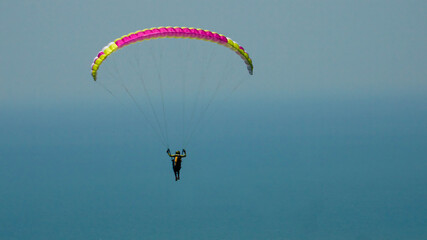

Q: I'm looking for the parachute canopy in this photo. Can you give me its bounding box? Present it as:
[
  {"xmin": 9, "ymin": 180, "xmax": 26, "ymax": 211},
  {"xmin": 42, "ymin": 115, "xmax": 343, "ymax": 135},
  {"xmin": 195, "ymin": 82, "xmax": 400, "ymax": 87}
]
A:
[{"xmin": 90, "ymin": 26, "xmax": 253, "ymax": 80}]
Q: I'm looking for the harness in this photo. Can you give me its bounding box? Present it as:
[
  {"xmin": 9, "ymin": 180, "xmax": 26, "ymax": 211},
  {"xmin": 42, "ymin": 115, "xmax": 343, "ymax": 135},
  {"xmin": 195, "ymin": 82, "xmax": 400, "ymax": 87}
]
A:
[{"xmin": 171, "ymin": 155, "xmax": 182, "ymax": 168}]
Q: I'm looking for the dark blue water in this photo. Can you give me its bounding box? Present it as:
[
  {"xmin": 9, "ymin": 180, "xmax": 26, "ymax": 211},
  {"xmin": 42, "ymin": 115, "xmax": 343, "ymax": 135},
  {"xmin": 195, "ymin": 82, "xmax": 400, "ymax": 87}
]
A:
[{"xmin": 1, "ymin": 96, "xmax": 426, "ymax": 239}]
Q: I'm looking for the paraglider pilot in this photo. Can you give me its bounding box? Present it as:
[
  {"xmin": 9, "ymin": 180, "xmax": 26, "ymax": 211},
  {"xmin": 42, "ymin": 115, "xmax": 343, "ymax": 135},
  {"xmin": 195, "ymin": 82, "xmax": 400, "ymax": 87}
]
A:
[{"xmin": 167, "ymin": 149, "xmax": 186, "ymax": 181}]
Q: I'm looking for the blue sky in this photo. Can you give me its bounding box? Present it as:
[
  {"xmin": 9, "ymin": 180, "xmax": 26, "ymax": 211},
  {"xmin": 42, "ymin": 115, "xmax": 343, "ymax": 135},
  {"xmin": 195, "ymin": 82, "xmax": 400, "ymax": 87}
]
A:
[
  {"xmin": 1, "ymin": 0, "xmax": 426, "ymax": 239},
  {"xmin": 1, "ymin": 0, "xmax": 425, "ymax": 105}
]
